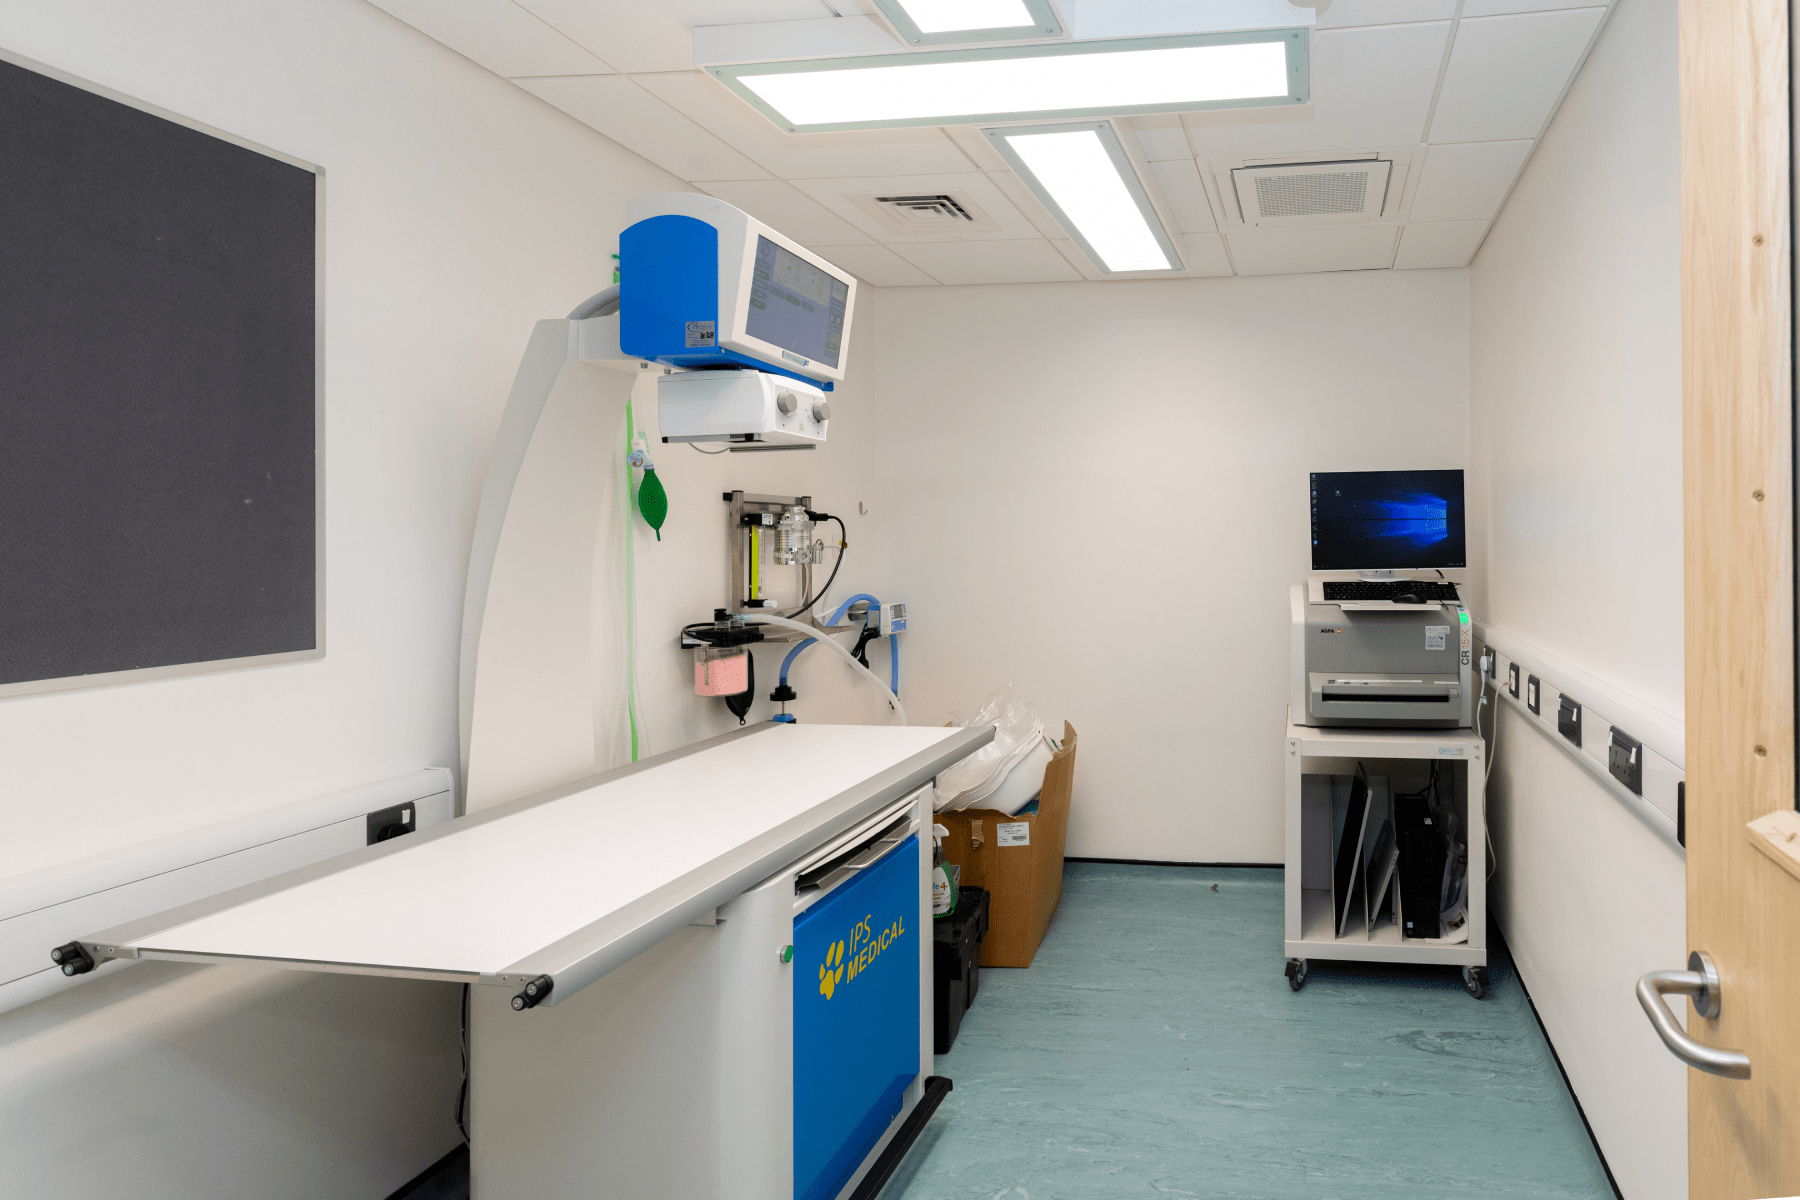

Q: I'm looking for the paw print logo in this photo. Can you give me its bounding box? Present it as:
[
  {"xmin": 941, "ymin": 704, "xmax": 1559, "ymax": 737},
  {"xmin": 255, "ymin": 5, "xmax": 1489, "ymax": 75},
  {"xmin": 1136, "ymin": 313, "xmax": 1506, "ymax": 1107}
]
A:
[{"xmin": 818, "ymin": 940, "xmax": 846, "ymax": 1000}]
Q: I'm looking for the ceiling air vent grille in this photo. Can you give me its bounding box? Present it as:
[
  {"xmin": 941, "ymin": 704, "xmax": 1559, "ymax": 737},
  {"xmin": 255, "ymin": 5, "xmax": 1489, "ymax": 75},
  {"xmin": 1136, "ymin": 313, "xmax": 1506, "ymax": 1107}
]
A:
[
  {"xmin": 849, "ymin": 190, "xmax": 1002, "ymax": 235},
  {"xmin": 1254, "ymin": 171, "xmax": 1368, "ymax": 217},
  {"xmin": 1232, "ymin": 160, "xmax": 1392, "ymax": 226},
  {"xmin": 877, "ymin": 194, "xmax": 973, "ymax": 223}
]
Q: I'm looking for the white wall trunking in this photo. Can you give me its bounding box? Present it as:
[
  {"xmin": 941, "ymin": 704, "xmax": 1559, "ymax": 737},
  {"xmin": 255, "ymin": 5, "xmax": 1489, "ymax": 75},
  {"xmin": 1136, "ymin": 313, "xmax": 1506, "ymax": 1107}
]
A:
[
  {"xmin": 0, "ymin": 768, "xmax": 455, "ymax": 1016},
  {"xmin": 1475, "ymin": 622, "xmax": 1684, "ymax": 851}
]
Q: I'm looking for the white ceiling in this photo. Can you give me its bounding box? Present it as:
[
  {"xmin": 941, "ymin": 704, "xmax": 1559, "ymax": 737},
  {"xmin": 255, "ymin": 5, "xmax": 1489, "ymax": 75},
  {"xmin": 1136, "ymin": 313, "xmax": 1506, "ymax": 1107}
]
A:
[{"xmin": 367, "ymin": 0, "xmax": 1614, "ymax": 285}]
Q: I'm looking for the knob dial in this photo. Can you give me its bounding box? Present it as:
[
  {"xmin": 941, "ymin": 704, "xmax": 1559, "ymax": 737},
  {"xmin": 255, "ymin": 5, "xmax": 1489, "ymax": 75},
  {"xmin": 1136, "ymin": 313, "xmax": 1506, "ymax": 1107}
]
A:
[
  {"xmin": 812, "ymin": 400, "xmax": 831, "ymax": 423},
  {"xmin": 776, "ymin": 391, "xmax": 798, "ymax": 414}
]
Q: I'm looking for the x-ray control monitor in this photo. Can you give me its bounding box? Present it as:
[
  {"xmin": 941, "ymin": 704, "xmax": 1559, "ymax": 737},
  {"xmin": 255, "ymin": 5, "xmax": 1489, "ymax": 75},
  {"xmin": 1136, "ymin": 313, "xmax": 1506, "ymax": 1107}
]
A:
[
  {"xmin": 1310, "ymin": 470, "xmax": 1466, "ymax": 570},
  {"xmin": 619, "ymin": 192, "xmax": 857, "ymax": 388},
  {"xmin": 746, "ymin": 237, "xmax": 848, "ymax": 369}
]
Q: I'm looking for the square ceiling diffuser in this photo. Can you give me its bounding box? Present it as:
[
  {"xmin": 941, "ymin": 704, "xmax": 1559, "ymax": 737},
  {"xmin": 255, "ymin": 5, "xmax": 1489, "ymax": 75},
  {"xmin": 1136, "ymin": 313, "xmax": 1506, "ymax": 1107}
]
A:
[{"xmin": 1232, "ymin": 160, "xmax": 1394, "ymax": 226}]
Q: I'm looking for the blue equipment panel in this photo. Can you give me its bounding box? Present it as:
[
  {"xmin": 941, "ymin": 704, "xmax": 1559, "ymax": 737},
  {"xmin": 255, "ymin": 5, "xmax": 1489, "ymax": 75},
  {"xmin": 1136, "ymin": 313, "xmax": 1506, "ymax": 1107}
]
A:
[
  {"xmin": 618, "ymin": 214, "xmax": 833, "ymax": 389},
  {"xmin": 792, "ymin": 835, "xmax": 921, "ymax": 1200}
]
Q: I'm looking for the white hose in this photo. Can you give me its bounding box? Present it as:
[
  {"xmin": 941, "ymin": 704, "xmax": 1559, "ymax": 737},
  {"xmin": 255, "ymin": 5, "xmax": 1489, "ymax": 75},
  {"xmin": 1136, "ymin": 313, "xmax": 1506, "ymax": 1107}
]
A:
[
  {"xmin": 745, "ymin": 614, "xmax": 907, "ymax": 725},
  {"xmin": 567, "ymin": 284, "xmax": 621, "ymax": 320}
]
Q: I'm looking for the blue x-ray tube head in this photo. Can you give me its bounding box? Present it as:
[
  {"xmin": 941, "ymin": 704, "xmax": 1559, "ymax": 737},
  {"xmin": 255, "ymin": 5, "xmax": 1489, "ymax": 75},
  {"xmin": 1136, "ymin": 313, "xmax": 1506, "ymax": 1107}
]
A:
[{"xmin": 1310, "ymin": 470, "xmax": 1466, "ymax": 570}]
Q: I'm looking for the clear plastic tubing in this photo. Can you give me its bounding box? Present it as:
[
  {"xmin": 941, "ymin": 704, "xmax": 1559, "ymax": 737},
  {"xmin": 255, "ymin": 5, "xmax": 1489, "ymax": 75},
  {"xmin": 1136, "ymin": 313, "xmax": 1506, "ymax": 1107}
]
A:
[
  {"xmin": 746, "ymin": 614, "xmax": 908, "ymax": 725},
  {"xmin": 781, "ymin": 593, "xmax": 881, "ymax": 685}
]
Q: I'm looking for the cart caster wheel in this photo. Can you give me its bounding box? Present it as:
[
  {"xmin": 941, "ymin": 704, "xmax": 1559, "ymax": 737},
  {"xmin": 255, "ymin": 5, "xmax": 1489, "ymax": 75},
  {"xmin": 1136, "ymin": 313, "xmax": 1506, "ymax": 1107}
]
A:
[
  {"xmin": 1462, "ymin": 966, "xmax": 1488, "ymax": 1000},
  {"xmin": 1285, "ymin": 959, "xmax": 1308, "ymax": 991}
]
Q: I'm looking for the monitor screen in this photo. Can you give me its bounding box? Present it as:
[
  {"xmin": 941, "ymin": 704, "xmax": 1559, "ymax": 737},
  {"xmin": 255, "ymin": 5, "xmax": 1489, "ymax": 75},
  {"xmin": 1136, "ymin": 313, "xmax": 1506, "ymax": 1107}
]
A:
[
  {"xmin": 1310, "ymin": 470, "xmax": 1466, "ymax": 570},
  {"xmin": 745, "ymin": 236, "xmax": 849, "ymax": 368}
]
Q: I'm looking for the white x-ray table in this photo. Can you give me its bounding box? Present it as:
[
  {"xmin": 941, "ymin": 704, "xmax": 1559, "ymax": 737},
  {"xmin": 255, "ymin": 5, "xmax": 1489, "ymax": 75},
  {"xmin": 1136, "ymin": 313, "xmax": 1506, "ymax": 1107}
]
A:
[{"xmin": 71, "ymin": 722, "xmax": 990, "ymax": 1199}]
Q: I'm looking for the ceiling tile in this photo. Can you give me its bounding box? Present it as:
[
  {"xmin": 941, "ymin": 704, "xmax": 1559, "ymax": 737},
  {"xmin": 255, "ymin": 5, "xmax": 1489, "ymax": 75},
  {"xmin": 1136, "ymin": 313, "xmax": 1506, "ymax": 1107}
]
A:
[
  {"xmin": 1407, "ymin": 140, "xmax": 1533, "ymax": 221},
  {"xmin": 1148, "ymin": 160, "xmax": 1219, "ymax": 233},
  {"xmin": 1060, "ymin": 0, "xmax": 1322, "ymax": 37},
  {"xmin": 889, "ymin": 240, "xmax": 1083, "ymax": 285},
  {"xmin": 1427, "ymin": 8, "xmax": 1607, "ymax": 143},
  {"xmin": 1183, "ymin": 22, "xmax": 1452, "ymax": 159},
  {"xmin": 514, "ymin": 0, "xmax": 838, "ymax": 75},
  {"xmin": 811, "ymin": 244, "xmax": 940, "ymax": 287},
  {"xmin": 941, "ymin": 125, "xmax": 1010, "ymax": 172},
  {"xmin": 1181, "ymin": 233, "xmax": 1235, "ymax": 276},
  {"xmin": 368, "ymin": 0, "xmax": 616, "ymax": 77},
  {"xmin": 1316, "ymin": 0, "xmax": 1458, "ymax": 26},
  {"xmin": 1121, "ymin": 114, "xmax": 1193, "ymax": 162},
  {"xmin": 1460, "ymin": 0, "xmax": 1606, "ymax": 14},
  {"xmin": 983, "ymin": 169, "xmax": 1072, "ymax": 240},
  {"xmin": 514, "ymin": 75, "xmax": 770, "ymax": 182},
  {"xmin": 694, "ymin": 179, "xmax": 876, "ymax": 244},
  {"xmin": 631, "ymin": 72, "xmax": 975, "ymax": 180},
  {"xmin": 1225, "ymin": 225, "xmax": 1399, "ymax": 275},
  {"xmin": 1047, "ymin": 239, "xmax": 1097, "ymax": 278},
  {"xmin": 789, "ymin": 172, "xmax": 1040, "ymax": 242},
  {"xmin": 1394, "ymin": 220, "xmax": 1490, "ymax": 268}
]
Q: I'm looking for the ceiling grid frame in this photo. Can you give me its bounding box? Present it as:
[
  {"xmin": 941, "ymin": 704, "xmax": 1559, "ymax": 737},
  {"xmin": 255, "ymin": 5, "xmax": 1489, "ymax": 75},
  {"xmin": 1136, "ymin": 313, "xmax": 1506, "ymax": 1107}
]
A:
[{"xmin": 370, "ymin": 0, "xmax": 1624, "ymax": 284}]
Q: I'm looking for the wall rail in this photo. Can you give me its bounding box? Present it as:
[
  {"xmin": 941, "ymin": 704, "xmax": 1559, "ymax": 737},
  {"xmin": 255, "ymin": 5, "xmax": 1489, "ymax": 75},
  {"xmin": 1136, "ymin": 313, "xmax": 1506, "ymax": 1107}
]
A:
[
  {"xmin": 1475, "ymin": 622, "xmax": 1684, "ymax": 851},
  {"xmin": 0, "ymin": 768, "xmax": 454, "ymax": 1015}
]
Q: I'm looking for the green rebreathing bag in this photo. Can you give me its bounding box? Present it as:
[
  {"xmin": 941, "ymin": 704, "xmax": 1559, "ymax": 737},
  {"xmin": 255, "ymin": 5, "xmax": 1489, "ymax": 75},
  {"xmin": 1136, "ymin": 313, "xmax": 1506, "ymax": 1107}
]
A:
[{"xmin": 636, "ymin": 466, "xmax": 668, "ymax": 541}]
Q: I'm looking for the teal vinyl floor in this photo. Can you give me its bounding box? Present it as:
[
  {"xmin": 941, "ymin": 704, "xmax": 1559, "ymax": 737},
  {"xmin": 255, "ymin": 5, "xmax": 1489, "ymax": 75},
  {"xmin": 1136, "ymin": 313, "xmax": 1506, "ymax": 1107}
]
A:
[{"xmin": 885, "ymin": 863, "xmax": 1616, "ymax": 1200}]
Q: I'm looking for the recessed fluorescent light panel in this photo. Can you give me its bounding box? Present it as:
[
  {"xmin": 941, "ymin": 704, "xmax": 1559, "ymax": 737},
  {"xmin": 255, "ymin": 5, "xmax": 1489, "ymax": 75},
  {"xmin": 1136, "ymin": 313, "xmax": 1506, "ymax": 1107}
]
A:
[
  {"xmin": 873, "ymin": 0, "xmax": 1064, "ymax": 45},
  {"xmin": 712, "ymin": 29, "xmax": 1308, "ymax": 133},
  {"xmin": 986, "ymin": 122, "xmax": 1182, "ymax": 273}
]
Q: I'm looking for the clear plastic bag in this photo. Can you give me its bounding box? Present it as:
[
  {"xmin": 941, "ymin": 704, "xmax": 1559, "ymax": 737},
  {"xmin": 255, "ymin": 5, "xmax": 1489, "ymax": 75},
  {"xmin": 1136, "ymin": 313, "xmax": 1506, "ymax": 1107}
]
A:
[{"xmin": 934, "ymin": 681, "xmax": 1044, "ymax": 811}]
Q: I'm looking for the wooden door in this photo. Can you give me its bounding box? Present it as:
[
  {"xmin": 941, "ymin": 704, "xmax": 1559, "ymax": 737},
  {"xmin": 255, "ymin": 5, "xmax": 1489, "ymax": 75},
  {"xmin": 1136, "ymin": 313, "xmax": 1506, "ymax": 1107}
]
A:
[{"xmin": 1682, "ymin": 0, "xmax": 1800, "ymax": 1195}]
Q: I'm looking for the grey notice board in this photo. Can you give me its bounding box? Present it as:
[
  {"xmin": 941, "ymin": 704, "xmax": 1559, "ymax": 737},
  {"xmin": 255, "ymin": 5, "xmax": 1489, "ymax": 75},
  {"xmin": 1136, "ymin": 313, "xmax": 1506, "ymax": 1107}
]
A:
[{"xmin": 0, "ymin": 53, "xmax": 323, "ymax": 694}]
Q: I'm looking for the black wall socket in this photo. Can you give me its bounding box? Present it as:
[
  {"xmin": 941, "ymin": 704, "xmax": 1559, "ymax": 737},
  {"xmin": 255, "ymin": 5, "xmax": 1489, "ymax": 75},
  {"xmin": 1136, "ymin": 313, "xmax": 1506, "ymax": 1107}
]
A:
[
  {"xmin": 367, "ymin": 802, "xmax": 416, "ymax": 845},
  {"xmin": 1557, "ymin": 695, "xmax": 1582, "ymax": 747},
  {"xmin": 1608, "ymin": 728, "xmax": 1643, "ymax": 795}
]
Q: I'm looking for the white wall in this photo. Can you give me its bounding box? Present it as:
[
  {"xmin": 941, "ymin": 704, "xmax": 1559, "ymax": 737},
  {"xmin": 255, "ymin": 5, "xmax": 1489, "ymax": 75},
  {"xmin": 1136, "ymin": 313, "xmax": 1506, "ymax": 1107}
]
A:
[
  {"xmin": 0, "ymin": 0, "xmax": 672, "ymax": 879},
  {"xmin": 0, "ymin": 3, "xmax": 891, "ymax": 1196},
  {"xmin": 1468, "ymin": 0, "xmax": 1687, "ymax": 1196},
  {"xmin": 860, "ymin": 270, "xmax": 1471, "ymax": 863}
]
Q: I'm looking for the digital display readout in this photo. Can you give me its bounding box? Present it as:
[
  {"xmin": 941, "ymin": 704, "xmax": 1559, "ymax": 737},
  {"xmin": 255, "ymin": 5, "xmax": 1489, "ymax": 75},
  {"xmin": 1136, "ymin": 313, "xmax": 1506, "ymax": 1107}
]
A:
[{"xmin": 746, "ymin": 237, "xmax": 848, "ymax": 368}]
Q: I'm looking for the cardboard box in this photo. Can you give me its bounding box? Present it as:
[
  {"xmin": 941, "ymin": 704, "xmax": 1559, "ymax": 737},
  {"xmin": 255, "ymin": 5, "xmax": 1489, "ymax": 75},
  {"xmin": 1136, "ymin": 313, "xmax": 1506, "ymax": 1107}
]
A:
[{"xmin": 937, "ymin": 722, "xmax": 1077, "ymax": 968}]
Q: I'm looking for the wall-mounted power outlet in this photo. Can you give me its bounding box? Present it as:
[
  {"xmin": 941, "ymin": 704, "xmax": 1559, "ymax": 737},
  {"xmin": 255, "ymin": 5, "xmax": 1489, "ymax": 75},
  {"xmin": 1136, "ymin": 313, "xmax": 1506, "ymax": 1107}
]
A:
[
  {"xmin": 367, "ymin": 803, "xmax": 416, "ymax": 845},
  {"xmin": 1526, "ymin": 674, "xmax": 1540, "ymax": 714},
  {"xmin": 1557, "ymin": 695, "xmax": 1582, "ymax": 747},
  {"xmin": 1507, "ymin": 662, "xmax": 1520, "ymax": 699},
  {"xmin": 1608, "ymin": 727, "xmax": 1643, "ymax": 795}
]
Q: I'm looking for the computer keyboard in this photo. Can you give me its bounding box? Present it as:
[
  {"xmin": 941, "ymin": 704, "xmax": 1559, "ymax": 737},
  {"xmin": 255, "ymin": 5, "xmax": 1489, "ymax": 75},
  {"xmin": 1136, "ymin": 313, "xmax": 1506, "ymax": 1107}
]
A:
[{"xmin": 1322, "ymin": 580, "xmax": 1460, "ymax": 602}]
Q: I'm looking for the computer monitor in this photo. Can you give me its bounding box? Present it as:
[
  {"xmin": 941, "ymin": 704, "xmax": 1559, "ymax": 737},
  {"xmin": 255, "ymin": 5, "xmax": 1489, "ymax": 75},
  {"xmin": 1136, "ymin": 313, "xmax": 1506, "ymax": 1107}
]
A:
[
  {"xmin": 1310, "ymin": 470, "xmax": 1466, "ymax": 571},
  {"xmin": 619, "ymin": 192, "xmax": 855, "ymax": 389}
]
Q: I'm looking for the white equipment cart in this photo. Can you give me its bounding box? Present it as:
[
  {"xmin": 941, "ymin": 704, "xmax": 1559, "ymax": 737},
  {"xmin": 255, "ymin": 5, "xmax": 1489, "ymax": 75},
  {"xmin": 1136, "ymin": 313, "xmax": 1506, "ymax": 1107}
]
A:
[{"xmin": 1283, "ymin": 714, "xmax": 1489, "ymax": 998}]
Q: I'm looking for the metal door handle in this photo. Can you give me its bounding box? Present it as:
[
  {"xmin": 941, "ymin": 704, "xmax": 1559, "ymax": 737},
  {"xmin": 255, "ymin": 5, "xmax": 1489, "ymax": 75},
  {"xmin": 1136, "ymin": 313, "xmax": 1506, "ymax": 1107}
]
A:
[{"xmin": 1636, "ymin": 951, "xmax": 1752, "ymax": 1079}]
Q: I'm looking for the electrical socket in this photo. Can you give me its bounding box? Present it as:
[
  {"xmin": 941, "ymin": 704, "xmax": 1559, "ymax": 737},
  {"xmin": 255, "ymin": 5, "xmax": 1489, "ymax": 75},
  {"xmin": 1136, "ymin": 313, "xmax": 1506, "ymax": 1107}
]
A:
[
  {"xmin": 1608, "ymin": 727, "xmax": 1643, "ymax": 795},
  {"xmin": 1557, "ymin": 695, "xmax": 1582, "ymax": 747},
  {"xmin": 367, "ymin": 803, "xmax": 416, "ymax": 845}
]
